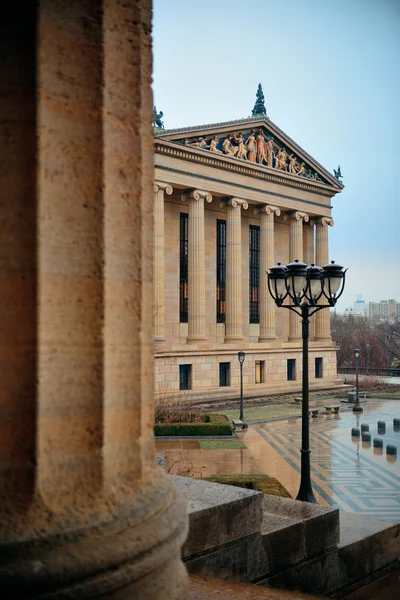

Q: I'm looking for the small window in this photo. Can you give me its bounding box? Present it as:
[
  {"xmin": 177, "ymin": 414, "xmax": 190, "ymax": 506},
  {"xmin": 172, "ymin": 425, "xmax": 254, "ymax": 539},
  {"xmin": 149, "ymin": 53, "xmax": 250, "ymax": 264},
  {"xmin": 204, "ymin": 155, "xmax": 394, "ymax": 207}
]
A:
[
  {"xmin": 219, "ymin": 362, "xmax": 230, "ymax": 387},
  {"xmin": 179, "ymin": 364, "xmax": 192, "ymax": 390},
  {"xmin": 287, "ymin": 359, "xmax": 296, "ymax": 381},
  {"xmin": 315, "ymin": 358, "xmax": 323, "ymax": 379},
  {"xmin": 255, "ymin": 360, "xmax": 265, "ymax": 384}
]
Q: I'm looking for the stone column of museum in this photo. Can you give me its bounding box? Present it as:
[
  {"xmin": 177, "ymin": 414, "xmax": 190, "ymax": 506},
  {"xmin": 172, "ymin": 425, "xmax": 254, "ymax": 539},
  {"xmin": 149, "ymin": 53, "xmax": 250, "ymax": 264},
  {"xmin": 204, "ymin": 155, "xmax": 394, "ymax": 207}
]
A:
[
  {"xmin": 315, "ymin": 217, "xmax": 334, "ymax": 341},
  {"xmin": 222, "ymin": 198, "xmax": 248, "ymax": 342},
  {"xmin": 303, "ymin": 219, "xmax": 316, "ymax": 340},
  {"xmin": 287, "ymin": 211, "xmax": 309, "ymax": 342},
  {"xmin": 0, "ymin": 3, "xmax": 188, "ymax": 599},
  {"xmin": 182, "ymin": 189, "xmax": 212, "ymax": 343},
  {"xmin": 257, "ymin": 205, "xmax": 281, "ymax": 341},
  {"xmin": 154, "ymin": 182, "xmax": 173, "ymax": 342}
]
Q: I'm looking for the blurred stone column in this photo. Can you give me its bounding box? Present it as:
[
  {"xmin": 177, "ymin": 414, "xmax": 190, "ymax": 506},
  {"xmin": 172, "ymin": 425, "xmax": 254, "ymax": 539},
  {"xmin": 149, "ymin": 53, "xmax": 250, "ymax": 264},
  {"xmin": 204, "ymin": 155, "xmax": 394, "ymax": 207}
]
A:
[
  {"xmin": 154, "ymin": 182, "xmax": 172, "ymax": 342},
  {"xmin": 303, "ymin": 219, "xmax": 316, "ymax": 340},
  {"xmin": 285, "ymin": 211, "xmax": 309, "ymax": 342},
  {"xmin": 181, "ymin": 189, "xmax": 212, "ymax": 343},
  {"xmin": 256, "ymin": 205, "xmax": 281, "ymax": 342},
  {"xmin": 315, "ymin": 217, "xmax": 334, "ymax": 341},
  {"xmin": 0, "ymin": 2, "xmax": 188, "ymax": 599},
  {"xmin": 222, "ymin": 198, "xmax": 248, "ymax": 343}
]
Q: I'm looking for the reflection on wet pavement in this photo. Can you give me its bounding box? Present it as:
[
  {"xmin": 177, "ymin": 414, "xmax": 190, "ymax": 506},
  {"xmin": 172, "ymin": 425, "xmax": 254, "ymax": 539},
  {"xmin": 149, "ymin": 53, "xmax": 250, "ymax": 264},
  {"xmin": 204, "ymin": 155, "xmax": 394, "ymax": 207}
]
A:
[{"xmin": 155, "ymin": 399, "xmax": 400, "ymax": 519}]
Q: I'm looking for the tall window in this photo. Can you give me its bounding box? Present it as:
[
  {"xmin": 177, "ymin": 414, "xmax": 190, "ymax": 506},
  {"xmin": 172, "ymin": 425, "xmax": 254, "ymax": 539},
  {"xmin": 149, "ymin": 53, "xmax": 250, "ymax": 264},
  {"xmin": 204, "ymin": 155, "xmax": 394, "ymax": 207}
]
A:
[
  {"xmin": 315, "ymin": 357, "xmax": 323, "ymax": 379},
  {"xmin": 216, "ymin": 220, "xmax": 226, "ymax": 323},
  {"xmin": 179, "ymin": 365, "xmax": 192, "ymax": 390},
  {"xmin": 255, "ymin": 360, "xmax": 265, "ymax": 384},
  {"xmin": 180, "ymin": 213, "xmax": 188, "ymax": 322},
  {"xmin": 287, "ymin": 359, "xmax": 296, "ymax": 381},
  {"xmin": 249, "ymin": 225, "xmax": 260, "ymax": 323},
  {"xmin": 219, "ymin": 362, "xmax": 231, "ymax": 387}
]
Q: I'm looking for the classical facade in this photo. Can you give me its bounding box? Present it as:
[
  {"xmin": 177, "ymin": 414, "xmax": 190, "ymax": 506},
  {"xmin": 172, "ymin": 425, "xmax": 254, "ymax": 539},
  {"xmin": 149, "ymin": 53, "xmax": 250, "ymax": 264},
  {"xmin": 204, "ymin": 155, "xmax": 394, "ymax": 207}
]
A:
[{"xmin": 154, "ymin": 111, "xmax": 344, "ymax": 400}]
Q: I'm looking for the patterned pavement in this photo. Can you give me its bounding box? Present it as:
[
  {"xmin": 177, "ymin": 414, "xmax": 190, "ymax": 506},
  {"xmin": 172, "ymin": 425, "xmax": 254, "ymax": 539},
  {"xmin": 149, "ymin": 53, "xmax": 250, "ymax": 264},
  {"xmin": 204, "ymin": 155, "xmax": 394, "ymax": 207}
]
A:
[
  {"xmin": 156, "ymin": 399, "xmax": 400, "ymax": 520},
  {"xmin": 254, "ymin": 400, "xmax": 400, "ymax": 519}
]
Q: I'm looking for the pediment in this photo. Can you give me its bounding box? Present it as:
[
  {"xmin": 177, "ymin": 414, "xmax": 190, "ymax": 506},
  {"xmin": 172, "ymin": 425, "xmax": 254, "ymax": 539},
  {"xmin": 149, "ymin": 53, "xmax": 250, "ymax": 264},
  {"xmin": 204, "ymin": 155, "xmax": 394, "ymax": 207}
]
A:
[{"xmin": 155, "ymin": 117, "xmax": 343, "ymax": 190}]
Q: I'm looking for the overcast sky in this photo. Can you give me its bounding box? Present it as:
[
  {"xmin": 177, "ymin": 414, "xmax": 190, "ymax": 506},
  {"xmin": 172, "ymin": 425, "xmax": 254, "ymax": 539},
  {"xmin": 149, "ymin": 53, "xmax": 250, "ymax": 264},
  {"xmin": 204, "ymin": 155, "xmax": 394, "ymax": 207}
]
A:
[{"xmin": 152, "ymin": 0, "xmax": 400, "ymax": 312}]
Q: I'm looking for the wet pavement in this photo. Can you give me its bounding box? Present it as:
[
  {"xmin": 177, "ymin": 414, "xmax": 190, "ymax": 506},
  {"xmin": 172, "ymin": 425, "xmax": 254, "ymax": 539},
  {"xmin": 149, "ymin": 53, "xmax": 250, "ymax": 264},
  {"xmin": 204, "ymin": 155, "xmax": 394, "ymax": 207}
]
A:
[{"xmin": 156, "ymin": 399, "xmax": 400, "ymax": 519}]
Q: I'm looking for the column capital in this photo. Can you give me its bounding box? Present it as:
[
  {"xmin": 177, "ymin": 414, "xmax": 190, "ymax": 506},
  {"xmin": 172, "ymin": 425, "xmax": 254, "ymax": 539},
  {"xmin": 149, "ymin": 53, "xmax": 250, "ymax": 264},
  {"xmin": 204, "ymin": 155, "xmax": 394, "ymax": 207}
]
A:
[
  {"xmin": 316, "ymin": 216, "xmax": 334, "ymax": 227},
  {"xmin": 181, "ymin": 189, "xmax": 212, "ymax": 203},
  {"xmin": 254, "ymin": 204, "xmax": 281, "ymax": 217},
  {"xmin": 219, "ymin": 197, "xmax": 248, "ymax": 210},
  {"xmin": 154, "ymin": 181, "xmax": 173, "ymax": 195},
  {"xmin": 284, "ymin": 210, "xmax": 309, "ymax": 223}
]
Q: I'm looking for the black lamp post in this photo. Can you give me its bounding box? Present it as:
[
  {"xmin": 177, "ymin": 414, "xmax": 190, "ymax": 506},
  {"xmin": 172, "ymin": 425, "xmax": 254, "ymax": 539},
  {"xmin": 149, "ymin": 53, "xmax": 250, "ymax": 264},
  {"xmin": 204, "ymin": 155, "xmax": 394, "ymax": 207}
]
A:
[
  {"xmin": 237, "ymin": 351, "xmax": 247, "ymax": 428},
  {"xmin": 268, "ymin": 259, "xmax": 347, "ymax": 503},
  {"xmin": 353, "ymin": 348, "xmax": 363, "ymax": 413}
]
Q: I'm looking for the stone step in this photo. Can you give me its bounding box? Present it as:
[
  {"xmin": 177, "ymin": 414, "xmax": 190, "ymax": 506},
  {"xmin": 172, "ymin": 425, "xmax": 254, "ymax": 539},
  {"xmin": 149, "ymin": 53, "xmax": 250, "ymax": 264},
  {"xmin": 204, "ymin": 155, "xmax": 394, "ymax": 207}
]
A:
[{"xmin": 189, "ymin": 576, "xmax": 327, "ymax": 599}]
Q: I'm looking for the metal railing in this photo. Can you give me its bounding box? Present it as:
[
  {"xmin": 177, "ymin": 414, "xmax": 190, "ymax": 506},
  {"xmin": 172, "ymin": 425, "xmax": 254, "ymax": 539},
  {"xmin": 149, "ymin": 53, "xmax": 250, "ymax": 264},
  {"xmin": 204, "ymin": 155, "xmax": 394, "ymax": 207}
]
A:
[{"xmin": 337, "ymin": 367, "xmax": 400, "ymax": 378}]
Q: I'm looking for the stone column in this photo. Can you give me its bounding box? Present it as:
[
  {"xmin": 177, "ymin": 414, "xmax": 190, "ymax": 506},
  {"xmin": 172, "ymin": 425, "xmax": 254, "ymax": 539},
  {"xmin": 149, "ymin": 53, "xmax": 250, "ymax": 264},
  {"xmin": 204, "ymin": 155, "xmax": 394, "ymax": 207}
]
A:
[
  {"xmin": 181, "ymin": 189, "xmax": 212, "ymax": 343},
  {"xmin": 255, "ymin": 205, "xmax": 281, "ymax": 342},
  {"xmin": 285, "ymin": 211, "xmax": 309, "ymax": 342},
  {"xmin": 221, "ymin": 198, "xmax": 248, "ymax": 343},
  {"xmin": 303, "ymin": 220, "xmax": 316, "ymax": 340},
  {"xmin": 154, "ymin": 182, "xmax": 172, "ymax": 342},
  {"xmin": 0, "ymin": 3, "xmax": 188, "ymax": 599},
  {"xmin": 315, "ymin": 217, "xmax": 334, "ymax": 341}
]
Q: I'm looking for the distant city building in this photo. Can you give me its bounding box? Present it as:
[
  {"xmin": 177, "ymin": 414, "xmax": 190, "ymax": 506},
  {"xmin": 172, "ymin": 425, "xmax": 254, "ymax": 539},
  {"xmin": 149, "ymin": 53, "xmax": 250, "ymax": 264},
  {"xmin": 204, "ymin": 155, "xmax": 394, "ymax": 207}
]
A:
[
  {"xmin": 353, "ymin": 294, "xmax": 367, "ymax": 317},
  {"xmin": 343, "ymin": 307, "xmax": 365, "ymax": 319},
  {"xmin": 368, "ymin": 299, "xmax": 399, "ymax": 322}
]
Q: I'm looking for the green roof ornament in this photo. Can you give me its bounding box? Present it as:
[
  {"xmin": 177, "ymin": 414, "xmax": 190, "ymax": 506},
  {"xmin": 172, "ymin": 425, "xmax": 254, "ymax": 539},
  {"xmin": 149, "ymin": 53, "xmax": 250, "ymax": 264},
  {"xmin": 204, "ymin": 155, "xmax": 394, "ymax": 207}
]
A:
[
  {"xmin": 251, "ymin": 83, "xmax": 267, "ymax": 117},
  {"xmin": 153, "ymin": 106, "xmax": 164, "ymax": 129}
]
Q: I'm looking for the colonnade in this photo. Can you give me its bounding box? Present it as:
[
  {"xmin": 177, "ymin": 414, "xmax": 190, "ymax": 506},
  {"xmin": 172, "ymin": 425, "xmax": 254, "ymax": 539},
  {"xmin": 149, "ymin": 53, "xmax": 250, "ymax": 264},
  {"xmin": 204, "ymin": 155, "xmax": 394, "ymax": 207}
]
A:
[{"xmin": 154, "ymin": 183, "xmax": 334, "ymax": 344}]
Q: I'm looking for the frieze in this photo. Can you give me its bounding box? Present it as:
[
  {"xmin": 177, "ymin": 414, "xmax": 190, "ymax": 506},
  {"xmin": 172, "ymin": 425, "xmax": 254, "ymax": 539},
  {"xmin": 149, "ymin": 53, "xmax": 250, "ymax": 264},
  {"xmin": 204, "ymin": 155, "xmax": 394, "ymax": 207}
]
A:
[
  {"xmin": 155, "ymin": 140, "xmax": 338, "ymax": 198},
  {"xmin": 185, "ymin": 129, "xmax": 325, "ymax": 183}
]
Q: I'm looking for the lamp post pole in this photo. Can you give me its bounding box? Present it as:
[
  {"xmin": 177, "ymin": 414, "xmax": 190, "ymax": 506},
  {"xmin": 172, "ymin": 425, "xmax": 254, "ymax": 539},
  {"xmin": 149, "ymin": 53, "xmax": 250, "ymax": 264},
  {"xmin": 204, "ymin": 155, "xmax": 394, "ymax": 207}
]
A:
[
  {"xmin": 267, "ymin": 259, "xmax": 347, "ymax": 504},
  {"xmin": 353, "ymin": 348, "xmax": 363, "ymax": 413},
  {"xmin": 238, "ymin": 351, "xmax": 247, "ymax": 428},
  {"xmin": 297, "ymin": 302, "xmax": 315, "ymax": 502}
]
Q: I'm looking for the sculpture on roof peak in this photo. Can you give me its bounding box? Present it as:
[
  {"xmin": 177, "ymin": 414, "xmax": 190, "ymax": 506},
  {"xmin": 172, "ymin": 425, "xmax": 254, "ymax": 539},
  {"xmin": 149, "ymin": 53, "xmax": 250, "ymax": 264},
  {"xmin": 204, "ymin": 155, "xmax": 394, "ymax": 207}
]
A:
[
  {"xmin": 334, "ymin": 165, "xmax": 343, "ymax": 181},
  {"xmin": 251, "ymin": 83, "xmax": 267, "ymax": 117},
  {"xmin": 153, "ymin": 106, "xmax": 164, "ymax": 129}
]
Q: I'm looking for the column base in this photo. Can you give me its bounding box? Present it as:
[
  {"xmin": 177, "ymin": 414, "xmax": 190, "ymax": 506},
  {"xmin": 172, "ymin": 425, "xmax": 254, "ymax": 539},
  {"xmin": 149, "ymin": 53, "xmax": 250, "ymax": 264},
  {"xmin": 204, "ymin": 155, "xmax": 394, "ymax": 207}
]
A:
[
  {"xmin": 154, "ymin": 336, "xmax": 166, "ymax": 343},
  {"xmin": 224, "ymin": 336, "xmax": 244, "ymax": 344},
  {"xmin": 0, "ymin": 472, "xmax": 188, "ymax": 600},
  {"xmin": 186, "ymin": 336, "xmax": 207, "ymax": 344}
]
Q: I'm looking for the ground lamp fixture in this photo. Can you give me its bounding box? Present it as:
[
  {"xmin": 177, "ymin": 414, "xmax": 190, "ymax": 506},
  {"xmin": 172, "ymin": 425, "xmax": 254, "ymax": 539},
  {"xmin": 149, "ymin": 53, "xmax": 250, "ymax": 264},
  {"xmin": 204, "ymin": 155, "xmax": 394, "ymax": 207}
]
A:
[
  {"xmin": 268, "ymin": 259, "xmax": 347, "ymax": 503},
  {"xmin": 353, "ymin": 348, "xmax": 363, "ymax": 414},
  {"xmin": 237, "ymin": 351, "xmax": 247, "ymax": 428}
]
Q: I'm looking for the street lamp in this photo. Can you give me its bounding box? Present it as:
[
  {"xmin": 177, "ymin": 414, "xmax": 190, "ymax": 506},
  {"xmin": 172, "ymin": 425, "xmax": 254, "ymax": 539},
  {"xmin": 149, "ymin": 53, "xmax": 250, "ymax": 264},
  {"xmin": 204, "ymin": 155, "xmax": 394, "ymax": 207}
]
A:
[
  {"xmin": 268, "ymin": 259, "xmax": 347, "ymax": 503},
  {"xmin": 237, "ymin": 351, "xmax": 247, "ymax": 428},
  {"xmin": 366, "ymin": 341, "xmax": 370, "ymax": 373},
  {"xmin": 353, "ymin": 348, "xmax": 363, "ymax": 413}
]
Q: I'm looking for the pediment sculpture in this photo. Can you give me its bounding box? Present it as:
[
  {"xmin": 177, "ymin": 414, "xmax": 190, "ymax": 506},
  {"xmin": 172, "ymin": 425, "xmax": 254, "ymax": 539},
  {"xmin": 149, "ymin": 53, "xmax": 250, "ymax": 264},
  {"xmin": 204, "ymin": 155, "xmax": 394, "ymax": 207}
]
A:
[{"xmin": 184, "ymin": 128, "xmax": 324, "ymax": 182}]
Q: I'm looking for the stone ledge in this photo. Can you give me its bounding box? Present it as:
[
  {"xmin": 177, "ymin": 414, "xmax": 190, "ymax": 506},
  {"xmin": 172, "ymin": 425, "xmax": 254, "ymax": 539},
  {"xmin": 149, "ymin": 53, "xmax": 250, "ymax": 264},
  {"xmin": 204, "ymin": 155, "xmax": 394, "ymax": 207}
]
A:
[
  {"xmin": 262, "ymin": 495, "xmax": 340, "ymax": 562},
  {"xmin": 171, "ymin": 476, "xmax": 263, "ymax": 559}
]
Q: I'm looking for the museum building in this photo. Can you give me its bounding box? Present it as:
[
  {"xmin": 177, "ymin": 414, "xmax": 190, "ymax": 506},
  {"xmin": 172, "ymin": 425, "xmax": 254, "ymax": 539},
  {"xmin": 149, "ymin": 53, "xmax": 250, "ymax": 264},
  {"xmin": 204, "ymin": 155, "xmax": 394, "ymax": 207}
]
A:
[{"xmin": 153, "ymin": 90, "xmax": 344, "ymax": 400}]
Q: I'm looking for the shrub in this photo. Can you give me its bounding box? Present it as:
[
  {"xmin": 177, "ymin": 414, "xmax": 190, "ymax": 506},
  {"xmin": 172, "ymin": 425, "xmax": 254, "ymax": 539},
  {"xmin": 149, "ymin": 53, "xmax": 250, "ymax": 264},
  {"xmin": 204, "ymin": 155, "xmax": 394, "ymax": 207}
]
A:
[
  {"xmin": 343, "ymin": 374, "xmax": 395, "ymax": 391},
  {"xmin": 154, "ymin": 413, "xmax": 231, "ymax": 436},
  {"xmin": 204, "ymin": 474, "xmax": 292, "ymax": 498},
  {"xmin": 155, "ymin": 392, "xmax": 206, "ymax": 424}
]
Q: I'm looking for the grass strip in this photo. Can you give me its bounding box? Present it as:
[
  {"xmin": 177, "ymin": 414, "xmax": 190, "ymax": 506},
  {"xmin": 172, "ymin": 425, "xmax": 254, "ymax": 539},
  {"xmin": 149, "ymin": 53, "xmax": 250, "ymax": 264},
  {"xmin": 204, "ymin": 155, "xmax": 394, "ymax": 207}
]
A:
[{"xmin": 199, "ymin": 440, "xmax": 246, "ymax": 450}]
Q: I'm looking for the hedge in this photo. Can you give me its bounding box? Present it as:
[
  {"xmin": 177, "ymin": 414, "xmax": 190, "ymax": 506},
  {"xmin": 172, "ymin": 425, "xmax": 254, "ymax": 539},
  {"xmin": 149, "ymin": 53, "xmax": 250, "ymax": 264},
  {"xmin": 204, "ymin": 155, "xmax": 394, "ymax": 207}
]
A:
[
  {"xmin": 204, "ymin": 474, "xmax": 292, "ymax": 498},
  {"xmin": 154, "ymin": 413, "xmax": 231, "ymax": 437}
]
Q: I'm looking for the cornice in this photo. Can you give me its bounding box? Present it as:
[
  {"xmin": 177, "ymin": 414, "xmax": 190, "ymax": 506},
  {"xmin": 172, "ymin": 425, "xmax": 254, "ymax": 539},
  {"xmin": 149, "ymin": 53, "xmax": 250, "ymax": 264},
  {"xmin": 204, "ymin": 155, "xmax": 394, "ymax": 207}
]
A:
[
  {"xmin": 154, "ymin": 117, "xmax": 344, "ymax": 191},
  {"xmin": 156, "ymin": 165, "xmax": 333, "ymax": 211},
  {"xmin": 155, "ymin": 139, "xmax": 337, "ymax": 198}
]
